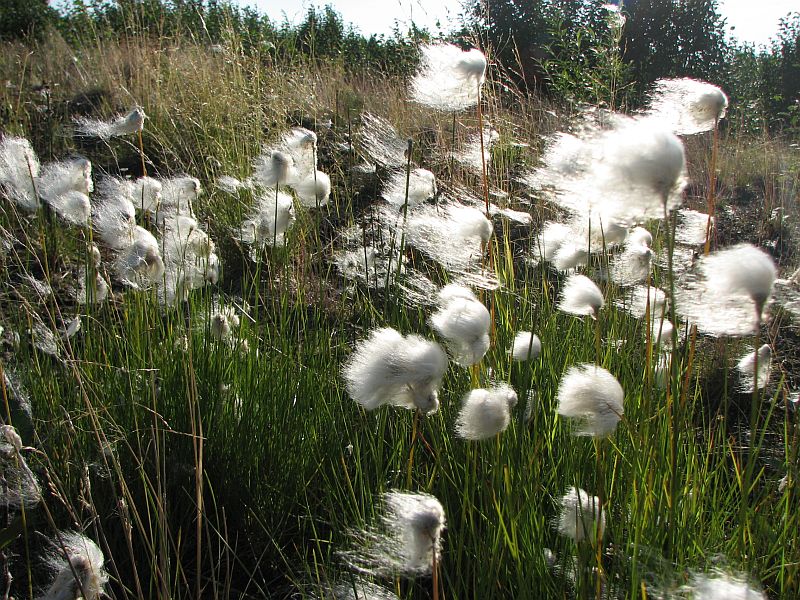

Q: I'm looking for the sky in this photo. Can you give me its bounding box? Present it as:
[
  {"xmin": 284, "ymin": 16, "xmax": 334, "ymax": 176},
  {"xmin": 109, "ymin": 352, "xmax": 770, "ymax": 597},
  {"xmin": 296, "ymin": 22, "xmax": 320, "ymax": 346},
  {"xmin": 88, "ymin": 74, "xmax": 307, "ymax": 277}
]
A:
[{"xmin": 243, "ymin": 0, "xmax": 798, "ymax": 47}]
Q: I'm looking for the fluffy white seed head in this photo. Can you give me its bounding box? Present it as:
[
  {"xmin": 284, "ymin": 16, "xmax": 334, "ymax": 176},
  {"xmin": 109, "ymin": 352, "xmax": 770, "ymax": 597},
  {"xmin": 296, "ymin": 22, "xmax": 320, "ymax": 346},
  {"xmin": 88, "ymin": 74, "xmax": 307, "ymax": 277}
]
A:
[
  {"xmin": 677, "ymin": 244, "xmax": 777, "ymax": 336},
  {"xmin": 114, "ymin": 226, "xmax": 165, "ymax": 287},
  {"xmin": 342, "ymin": 327, "xmax": 448, "ymax": 414},
  {"xmin": 210, "ymin": 307, "xmax": 240, "ymax": 341},
  {"xmin": 429, "ymin": 284, "xmax": 491, "ymax": 367},
  {"xmin": 616, "ymin": 285, "xmax": 666, "ymax": 319},
  {"xmin": 557, "ymin": 364, "xmax": 624, "ymax": 437},
  {"xmin": 627, "ymin": 226, "xmax": 652, "ymax": 248},
  {"xmin": 133, "ymin": 176, "xmax": 162, "ymax": 213},
  {"xmin": 646, "ymin": 78, "xmax": 729, "ymax": 135},
  {"xmin": 702, "ymin": 244, "xmax": 776, "ymax": 313},
  {"xmin": 610, "ymin": 241, "xmax": 653, "ymax": 286},
  {"xmin": 411, "ymin": 44, "xmax": 486, "ymax": 111},
  {"xmin": 293, "ymin": 170, "xmax": 331, "ymax": 207},
  {"xmin": 253, "ymin": 149, "xmax": 295, "ymax": 188},
  {"xmin": 556, "ymin": 487, "xmax": 605, "ymax": 544},
  {"xmin": 455, "ymin": 383, "xmax": 517, "ymax": 440},
  {"xmin": 510, "ymin": 331, "xmax": 542, "ymax": 361},
  {"xmin": 0, "ymin": 425, "xmax": 40, "ymax": 508},
  {"xmin": 650, "ymin": 317, "xmax": 674, "ymax": 347},
  {"xmin": 42, "ymin": 532, "xmax": 108, "ymax": 600},
  {"xmin": 37, "ymin": 158, "xmax": 93, "ymax": 203},
  {"xmin": 737, "ymin": 344, "xmax": 772, "ymax": 392},
  {"xmin": 342, "ymin": 490, "xmax": 445, "ymax": 576},
  {"xmin": 240, "ymin": 189, "xmax": 295, "ymax": 249},
  {"xmin": 281, "ymin": 127, "xmax": 317, "ymax": 181},
  {"xmin": 75, "ymin": 107, "xmax": 145, "ymax": 139},
  {"xmin": 93, "ymin": 182, "xmax": 137, "ymax": 248},
  {"xmin": 382, "ymin": 168, "xmax": 436, "ymax": 208},
  {"xmin": 48, "ymin": 191, "xmax": 91, "ymax": 226},
  {"xmin": 0, "ymin": 136, "xmax": 40, "ymax": 211},
  {"xmin": 558, "ymin": 274, "xmax": 604, "ymax": 319}
]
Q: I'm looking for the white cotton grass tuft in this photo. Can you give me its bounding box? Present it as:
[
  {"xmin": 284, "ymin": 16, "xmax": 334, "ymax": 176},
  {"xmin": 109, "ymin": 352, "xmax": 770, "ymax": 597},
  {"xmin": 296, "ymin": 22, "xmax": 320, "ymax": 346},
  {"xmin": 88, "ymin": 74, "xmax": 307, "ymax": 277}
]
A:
[
  {"xmin": 645, "ymin": 78, "xmax": 728, "ymax": 136},
  {"xmin": 610, "ymin": 239, "xmax": 653, "ymax": 286},
  {"xmin": 253, "ymin": 149, "xmax": 296, "ymax": 188},
  {"xmin": 37, "ymin": 158, "xmax": 93, "ymax": 224},
  {"xmin": 736, "ymin": 344, "xmax": 772, "ymax": 393},
  {"xmin": 676, "ymin": 244, "xmax": 777, "ymax": 336},
  {"xmin": 92, "ymin": 182, "xmax": 137, "ymax": 248},
  {"xmin": 402, "ymin": 202, "xmax": 492, "ymax": 275},
  {"xmin": 341, "ymin": 490, "xmax": 446, "ymax": 577},
  {"xmin": 46, "ymin": 191, "xmax": 91, "ymax": 226},
  {"xmin": 293, "ymin": 170, "xmax": 331, "ymax": 207},
  {"xmin": 558, "ymin": 274, "xmax": 604, "ymax": 319},
  {"xmin": 157, "ymin": 176, "xmax": 201, "ymax": 223},
  {"xmin": 114, "ymin": 226, "xmax": 165, "ymax": 288},
  {"xmin": 76, "ymin": 272, "xmax": 109, "ymax": 305},
  {"xmin": 556, "ymin": 487, "xmax": 605, "ymax": 544},
  {"xmin": 280, "ymin": 127, "xmax": 317, "ymax": 181},
  {"xmin": 532, "ymin": 222, "xmax": 572, "ymax": 264},
  {"xmin": 0, "ymin": 135, "xmax": 40, "ymax": 212},
  {"xmin": 650, "ymin": 317, "xmax": 675, "ymax": 347},
  {"xmin": 455, "ymin": 383, "xmax": 517, "ymax": 440},
  {"xmin": 342, "ymin": 327, "xmax": 448, "ymax": 414},
  {"xmin": 74, "ymin": 106, "xmax": 145, "ymax": 139},
  {"xmin": 452, "ymin": 126, "xmax": 498, "ymax": 174},
  {"xmin": 429, "ymin": 284, "xmax": 491, "ymax": 367},
  {"xmin": 41, "ymin": 531, "xmax": 109, "ymax": 600},
  {"xmin": 411, "ymin": 43, "xmax": 486, "ymax": 112},
  {"xmin": 160, "ymin": 215, "xmax": 219, "ymax": 303},
  {"xmin": 531, "ymin": 115, "xmax": 687, "ymax": 225},
  {"xmin": 510, "ymin": 331, "xmax": 542, "ymax": 361},
  {"xmin": 627, "ymin": 226, "xmax": 653, "ymax": 248},
  {"xmin": 557, "ymin": 364, "xmax": 624, "ymax": 437},
  {"xmin": 209, "ymin": 306, "xmax": 240, "ymax": 342},
  {"xmin": 239, "ymin": 188, "xmax": 295, "ymax": 251},
  {"xmin": 0, "ymin": 425, "xmax": 41, "ymax": 509},
  {"xmin": 678, "ymin": 569, "xmax": 766, "ymax": 600},
  {"xmin": 382, "ymin": 168, "xmax": 436, "ymax": 209}
]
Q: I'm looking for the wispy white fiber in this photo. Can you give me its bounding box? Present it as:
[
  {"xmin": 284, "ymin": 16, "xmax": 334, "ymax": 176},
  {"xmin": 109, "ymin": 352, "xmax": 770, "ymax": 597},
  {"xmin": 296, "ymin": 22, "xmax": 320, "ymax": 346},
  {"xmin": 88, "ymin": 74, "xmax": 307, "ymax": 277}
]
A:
[
  {"xmin": 293, "ymin": 170, "xmax": 331, "ymax": 207},
  {"xmin": 358, "ymin": 112, "xmax": 408, "ymax": 169},
  {"xmin": 37, "ymin": 157, "xmax": 93, "ymax": 219},
  {"xmin": 676, "ymin": 244, "xmax": 777, "ymax": 336},
  {"xmin": 114, "ymin": 226, "xmax": 165, "ymax": 288},
  {"xmin": 676, "ymin": 208, "xmax": 714, "ymax": 246},
  {"xmin": 558, "ymin": 274, "xmax": 604, "ymax": 319},
  {"xmin": 342, "ymin": 327, "xmax": 448, "ymax": 414},
  {"xmin": 429, "ymin": 284, "xmax": 491, "ymax": 367},
  {"xmin": 737, "ymin": 344, "xmax": 772, "ymax": 392},
  {"xmin": 74, "ymin": 107, "xmax": 145, "ymax": 139},
  {"xmin": 557, "ymin": 364, "xmax": 624, "ymax": 437},
  {"xmin": 675, "ymin": 569, "xmax": 765, "ymax": 599},
  {"xmin": 280, "ymin": 127, "xmax": 317, "ymax": 182},
  {"xmin": 609, "ymin": 240, "xmax": 653, "ymax": 286},
  {"xmin": 0, "ymin": 425, "xmax": 41, "ymax": 509},
  {"xmin": 341, "ymin": 490, "xmax": 446, "ymax": 576},
  {"xmin": 510, "ymin": 331, "xmax": 542, "ymax": 361},
  {"xmin": 0, "ymin": 136, "xmax": 40, "ymax": 212},
  {"xmin": 41, "ymin": 531, "xmax": 108, "ymax": 600},
  {"xmin": 411, "ymin": 44, "xmax": 486, "ymax": 112},
  {"xmin": 556, "ymin": 487, "xmax": 605, "ymax": 543},
  {"xmin": 645, "ymin": 78, "xmax": 728, "ymax": 136},
  {"xmin": 253, "ymin": 149, "xmax": 296, "ymax": 188},
  {"xmin": 382, "ymin": 168, "xmax": 436, "ymax": 209},
  {"xmin": 455, "ymin": 383, "xmax": 517, "ymax": 440},
  {"xmin": 239, "ymin": 189, "xmax": 295, "ymax": 251}
]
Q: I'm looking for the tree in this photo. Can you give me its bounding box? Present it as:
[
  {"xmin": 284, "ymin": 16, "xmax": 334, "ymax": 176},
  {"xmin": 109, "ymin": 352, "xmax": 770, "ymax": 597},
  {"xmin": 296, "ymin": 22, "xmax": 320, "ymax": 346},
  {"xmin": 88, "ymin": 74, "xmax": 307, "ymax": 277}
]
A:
[
  {"xmin": 0, "ymin": 0, "xmax": 58, "ymax": 41},
  {"xmin": 621, "ymin": 0, "xmax": 729, "ymax": 96}
]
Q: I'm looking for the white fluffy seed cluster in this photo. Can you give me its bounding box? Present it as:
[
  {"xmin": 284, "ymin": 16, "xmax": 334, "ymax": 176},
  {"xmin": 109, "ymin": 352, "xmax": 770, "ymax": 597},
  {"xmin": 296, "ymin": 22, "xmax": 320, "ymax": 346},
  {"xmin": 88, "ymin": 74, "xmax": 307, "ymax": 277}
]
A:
[
  {"xmin": 411, "ymin": 44, "xmax": 486, "ymax": 112},
  {"xmin": 342, "ymin": 327, "xmax": 448, "ymax": 414},
  {"xmin": 429, "ymin": 284, "xmax": 491, "ymax": 367},
  {"xmin": 341, "ymin": 491, "xmax": 446, "ymax": 577},
  {"xmin": 557, "ymin": 364, "xmax": 624, "ymax": 437},
  {"xmin": 556, "ymin": 487, "xmax": 605, "ymax": 544},
  {"xmin": 455, "ymin": 383, "xmax": 518, "ymax": 440}
]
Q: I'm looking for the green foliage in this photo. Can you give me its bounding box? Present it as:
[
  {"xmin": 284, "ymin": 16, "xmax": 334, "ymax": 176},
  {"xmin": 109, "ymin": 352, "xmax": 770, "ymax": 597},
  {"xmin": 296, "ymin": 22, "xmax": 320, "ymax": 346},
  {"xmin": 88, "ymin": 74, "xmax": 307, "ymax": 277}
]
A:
[{"xmin": 0, "ymin": 0, "xmax": 58, "ymax": 41}]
